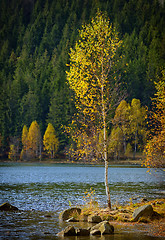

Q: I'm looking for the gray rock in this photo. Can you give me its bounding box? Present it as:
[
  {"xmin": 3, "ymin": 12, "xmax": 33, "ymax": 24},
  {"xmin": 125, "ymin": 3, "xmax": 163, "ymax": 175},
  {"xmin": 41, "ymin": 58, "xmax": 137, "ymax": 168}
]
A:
[
  {"xmin": 57, "ymin": 226, "xmax": 76, "ymax": 237},
  {"xmin": 99, "ymin": 221, "xmax": 114, "ymax": 235},
  {"xmin": 76, "ymin": 228, "xmax": 90, "ymax": 236},
  {"xmin": 59, "ymin": 207, "xmax": 81, "ymax": 221},
  {"xmin": 90, "ymin": 221, "xmax": 114, "ymax": 235},
  {"xmin": 132, "ymin": 205, "xmax": 154, "ymax": 221},
  {"xmin": 0, "ymin": 202, "xmax": 19, "ymax": 211},
  {"xmin": 88, "ymin": 215, "xmax": 102, "ymax": 223}
]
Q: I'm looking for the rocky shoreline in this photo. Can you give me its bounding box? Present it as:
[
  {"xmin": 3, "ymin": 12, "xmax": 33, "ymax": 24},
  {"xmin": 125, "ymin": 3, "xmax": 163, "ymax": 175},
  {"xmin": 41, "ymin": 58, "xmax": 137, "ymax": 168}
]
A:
[
  {"xmin": 58, "ymin": 199, "xmax": 165, "ymax": 237},
  {"xmin": 0, "ymin": 199, "xmax": 164, "ymax": 238}
]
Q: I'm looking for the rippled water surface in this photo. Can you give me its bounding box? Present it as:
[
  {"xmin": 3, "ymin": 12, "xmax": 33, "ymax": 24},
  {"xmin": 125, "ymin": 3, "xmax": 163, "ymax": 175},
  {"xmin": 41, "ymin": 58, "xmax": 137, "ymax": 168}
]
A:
[{"xmin": 0, "ymin": 162, "xmax": 164, "ymax": 239}]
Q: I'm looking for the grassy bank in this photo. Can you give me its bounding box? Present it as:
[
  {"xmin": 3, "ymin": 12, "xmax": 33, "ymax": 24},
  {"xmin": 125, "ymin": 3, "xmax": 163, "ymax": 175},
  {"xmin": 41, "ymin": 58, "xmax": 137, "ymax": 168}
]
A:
[{"xmin": 73, "ymin": 198, "xmax": 165, "ymax": 237}]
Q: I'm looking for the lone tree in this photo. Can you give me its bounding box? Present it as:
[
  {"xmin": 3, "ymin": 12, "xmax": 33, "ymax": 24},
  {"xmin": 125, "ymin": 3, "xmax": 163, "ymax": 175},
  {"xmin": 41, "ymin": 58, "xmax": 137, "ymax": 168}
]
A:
[{"xmin": 66, "ymin": 10, "xmax": 124, "ymax": 209}]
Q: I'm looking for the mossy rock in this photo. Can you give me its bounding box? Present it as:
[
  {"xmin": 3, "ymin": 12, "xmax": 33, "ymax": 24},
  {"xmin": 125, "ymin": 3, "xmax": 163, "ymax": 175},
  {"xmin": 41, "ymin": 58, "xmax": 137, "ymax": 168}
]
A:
[
  {"xmin": 59, "ymin": 207, "xmax": 81, "ymax": 221},
  {"xmin": 57, "ymin": 226, "xmax": 76, "ymax": 237},
  {"xmin": 90, "ymin": 221, "xmax": 114, "ymax": 235},
  {"xmin": 0, "ymin": 202, "xmax": 19, "ymax": 211},
  {"xmin": 132, "ymin": 205, "xmax": 153, "ymax": 221},
  {"xmin": 88, "ymin": 214, "xmax": 102, "ymax": 223}
]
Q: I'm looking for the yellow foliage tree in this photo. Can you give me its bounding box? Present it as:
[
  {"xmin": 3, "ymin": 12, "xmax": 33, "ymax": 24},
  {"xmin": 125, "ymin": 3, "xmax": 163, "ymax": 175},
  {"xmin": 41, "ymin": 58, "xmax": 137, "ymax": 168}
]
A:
[
  {"xmin": 108, "ymin": 127, "xmax": 123, "ymax": 160},
  {"xmin": 66, "ymin": 10, "xmax": 124, "ymax": 209},
  {"xmin": 43, "ymin": 123, "xmax": 59, "ymax": 158},
  {"xmin": 8, "ymin": 136, "xmax": 20, "ymax": 161},
  {"xmin": 143, "ymin": 70, "xmax": 165, "ymax": 169},
  {"xmin": 21, "ymin": 125, "xmax": 29, "ymax": 160},
  {"xmin": 8, "ymin": 144, "xmax": 16, "ymax": 160},
  {"xmin": 129, "ymin": 99, "xmax": 147, "ymax": 158},
  {"xmin": 112, "ymin": 100, "xmax": 130, "ymax": 154},
  {"xmin": 28, "ymin": 121, "xmax": 42, "ymax": 159}
]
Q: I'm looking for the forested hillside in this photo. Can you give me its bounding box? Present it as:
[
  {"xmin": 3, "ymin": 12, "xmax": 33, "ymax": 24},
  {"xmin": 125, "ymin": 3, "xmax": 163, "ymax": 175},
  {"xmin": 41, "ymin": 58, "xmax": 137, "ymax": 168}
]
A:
[{"xmin": 0, "ymin": 0, "xmax": 165, "ymax": 159}]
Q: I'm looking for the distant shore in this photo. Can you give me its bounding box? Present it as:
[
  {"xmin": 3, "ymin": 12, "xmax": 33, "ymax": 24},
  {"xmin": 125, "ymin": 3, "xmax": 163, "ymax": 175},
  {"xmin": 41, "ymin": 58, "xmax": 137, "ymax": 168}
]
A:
[{"xmin": 0, "ymin": 158, "xmax": 143, "ymax": 166}]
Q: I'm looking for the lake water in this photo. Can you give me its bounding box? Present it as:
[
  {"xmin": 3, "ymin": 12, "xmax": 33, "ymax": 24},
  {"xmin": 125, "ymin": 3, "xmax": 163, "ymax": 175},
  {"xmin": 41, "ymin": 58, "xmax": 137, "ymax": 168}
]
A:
[{"xmin": 0, "ymin": 162, "xmax": 164, "ymax": 239}]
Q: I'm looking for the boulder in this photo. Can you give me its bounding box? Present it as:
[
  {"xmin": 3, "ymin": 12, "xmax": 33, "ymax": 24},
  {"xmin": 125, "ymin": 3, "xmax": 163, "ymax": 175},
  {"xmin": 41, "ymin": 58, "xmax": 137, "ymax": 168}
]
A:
[
  {"xmin": 88, "ymin": 215, "xmax": 102, "ymax": 223},
  {"xmin": 59, "ymin": 207, "xmax": 81, "ymax": 221},
  {"xmin": 76, "ymin": 228, "xmax": 90, "ymax": 236},
  {"xmin": 0, "ymin": 202, "xmax": 19, "ymax": 211},
  {"xmin": 99, "ymin": 221, "xmax": 114, "ymax": 235},
  {"xmin": 90, "ymin": 221, "xmax": 114, "ymax": 235},
  {"xmin": 57, "ymin": 226, "xmax": 76, "ymax": 237},
  {"xmin": 132, "ymin": 205, "xmax": 154, "ymax": 221},
  {"xmin": 57, "ymin": 226, "xmax": 90, "ymax": 237}
]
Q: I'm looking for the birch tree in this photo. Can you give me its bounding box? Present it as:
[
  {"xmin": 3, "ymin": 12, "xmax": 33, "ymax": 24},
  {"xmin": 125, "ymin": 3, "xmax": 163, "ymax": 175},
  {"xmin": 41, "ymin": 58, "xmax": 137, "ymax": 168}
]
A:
[{"xmin": 66, "ymin": 10, "xmax": 124, "ymax": 209}]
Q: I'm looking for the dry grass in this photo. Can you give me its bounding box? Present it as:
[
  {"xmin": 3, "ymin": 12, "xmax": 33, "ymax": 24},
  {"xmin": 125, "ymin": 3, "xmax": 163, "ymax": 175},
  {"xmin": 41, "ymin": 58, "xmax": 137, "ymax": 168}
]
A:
[{"xmin": 79, "ymin": 198, "xmax": 165, "ymax": 223}]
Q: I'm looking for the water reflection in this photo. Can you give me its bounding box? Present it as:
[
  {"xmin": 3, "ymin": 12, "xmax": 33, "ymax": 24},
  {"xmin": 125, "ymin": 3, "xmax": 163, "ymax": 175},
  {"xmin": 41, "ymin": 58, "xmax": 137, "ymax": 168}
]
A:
[{"xmin": 0, "ymin": 210, "xmax": 160, "ymax": 240}]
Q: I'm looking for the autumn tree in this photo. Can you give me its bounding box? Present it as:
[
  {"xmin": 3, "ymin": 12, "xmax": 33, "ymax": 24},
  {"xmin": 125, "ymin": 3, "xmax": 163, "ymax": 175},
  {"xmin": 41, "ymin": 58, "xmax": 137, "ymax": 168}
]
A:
[
  {"xmin": 129, "ymin": 98, "xmax": 147, "ymax": 158},
  {"xmin": 143, "ymin": 70, "xmax": 165, "ymax": 169},
  {"xmin": 66, "ymin": 10, "xmax": 124, "ymax": 209},
  {"xmin": 112, "ymin": 100, "xmax": 130, "ymax": 154},
  {"xmin": 28, "ymin": 121, "xmax": 42, "ymax": 160},
  {"xmin": 8, "ymin": 144, "xmax": 16, "ymax": 161},
  {"xmin": 108, "ymin": 127, "xmax": 123, "ymax": 160},
  {"xmin": 8, "ymin": 136, "xmax": 20, "ymax": 161},
  {"xmin": 43, "ymin": 123, "xmax": 59, "ymax": 158},
  {"xmin": 21, "ymin": 125, "xmax": 29, "ymax": 160}
]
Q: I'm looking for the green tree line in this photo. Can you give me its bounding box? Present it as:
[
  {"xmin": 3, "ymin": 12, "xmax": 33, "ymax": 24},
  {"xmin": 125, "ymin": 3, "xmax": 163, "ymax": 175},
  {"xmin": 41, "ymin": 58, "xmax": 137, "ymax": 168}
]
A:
[{"xmin": 0, "ymin": 0, "xmax": 165, "ymax": 159}]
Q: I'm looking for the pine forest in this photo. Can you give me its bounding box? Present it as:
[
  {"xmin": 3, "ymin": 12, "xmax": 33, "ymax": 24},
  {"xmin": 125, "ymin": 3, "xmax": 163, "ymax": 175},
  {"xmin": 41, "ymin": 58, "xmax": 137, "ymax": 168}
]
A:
[{"xmin": 0, "ymin": 0, "xmax": 165, "ymax": 167}]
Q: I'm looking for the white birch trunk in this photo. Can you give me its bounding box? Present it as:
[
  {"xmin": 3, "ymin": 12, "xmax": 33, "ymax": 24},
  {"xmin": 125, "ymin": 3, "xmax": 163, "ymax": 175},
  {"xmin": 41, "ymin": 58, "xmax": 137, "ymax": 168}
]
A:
[{"xmin": 101, "ymin": 83, "xmax": 111, "ymax": 209}]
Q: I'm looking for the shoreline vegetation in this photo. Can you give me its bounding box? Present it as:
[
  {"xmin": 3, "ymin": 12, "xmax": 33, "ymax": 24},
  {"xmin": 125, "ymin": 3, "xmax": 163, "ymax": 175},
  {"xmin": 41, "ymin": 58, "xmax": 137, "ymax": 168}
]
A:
[
  {"xmin": 0, "ymin": 158, "xmax": 144, "ymax": 166},
  {"xmin": 59, "ymin": 198, "xmax": 165, "ymax": 238}
]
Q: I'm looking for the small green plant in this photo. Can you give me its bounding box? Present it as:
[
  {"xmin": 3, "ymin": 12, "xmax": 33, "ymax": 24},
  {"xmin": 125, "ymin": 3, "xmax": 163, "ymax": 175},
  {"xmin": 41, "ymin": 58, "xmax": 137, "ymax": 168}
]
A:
[
  {"xmin": 129, "ymin": 197, "xmax": 133, "ymax": 205},
  {"xmin": 83, "ymin": 187, "xmax": 99, "ymax": 209},
  {"xmin": 68, "ymin": 200, "xmax": 72, "ymax": 207}
]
